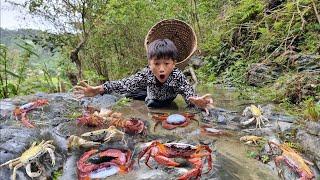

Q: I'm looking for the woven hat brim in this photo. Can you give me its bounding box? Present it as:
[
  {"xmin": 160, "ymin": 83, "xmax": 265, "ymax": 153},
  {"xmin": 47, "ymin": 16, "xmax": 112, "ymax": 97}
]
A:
[{"xmin": 145, "ymin": 19, "xmax": 197, "ymax": 69}]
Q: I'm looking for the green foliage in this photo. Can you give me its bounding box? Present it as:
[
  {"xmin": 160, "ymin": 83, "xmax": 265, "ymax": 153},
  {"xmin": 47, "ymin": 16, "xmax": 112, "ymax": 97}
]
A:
[
  {"xmin": 303, "ymin": 98, "xmax": 320, "ymax": 121},
  {"xmin": 2, "ymin": 0, "xmax": 319, "ymax": 105},
  {"xmin": 52, "ymin": 169, "xmax": 62, "ymax": 180},
  {"xmin": 260, "ymin": 155, "xmax": 270, "ymax": 163},
  {"xmin": 246, "ymin": 150, "xmax": 257, "ymax": 158},
  {"xmin": 115, "ymin": 97, "xmax": 132, "ymax": 108},
  {"xmin": 229, "ymin": 0, "xmax": 265, "ymax": 23},
  {"xmin": 65, "ymin": 112, "xmax": 82, "ymax": 119}
]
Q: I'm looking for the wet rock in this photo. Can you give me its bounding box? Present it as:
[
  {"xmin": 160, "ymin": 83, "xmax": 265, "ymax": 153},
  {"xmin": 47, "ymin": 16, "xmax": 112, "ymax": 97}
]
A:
[
  {"xmin": 296, "ymin": 129, "xmax": 320, "ymax": 170},
  {"xmin": 59, "ymin": 155, "xmax": 78, "ymax": 180},
  {"xmin": 268, "ymin": 114, "xmax": 297, "ymax": 123},
  {"xmin": 80, "ymin": 94, "xmax": 118, "ymax": 109},
  {"xmin": 203, "ymin": 107, "xmax": 239, "ymax": 125},
  {"xmin": 136, "ymin": 169, "xmax": 167, "ymax": 180},
  {"xmin": 246, "ymin": 63, "xmax": 282, "ymax": 87},
  {"xmin": 305, "ymin": 121, "xmax": 320, "ymax": 136},
  {"xmin": 277, "ymin": 121, "xmax": 293, "ymax": 132},
  {"xmin": 190, "ymin": 56, "xmax": 206, "ymax": 68},
  {"xmin": 282, "ymin": 72, "xmax": 320, "ymax": 104},
  {"xmin": 0, "ymin": 127, "xmax": 40, "ymax": 156},
  {"xmin": 0, "ymin": 100, "xmax": 15, "ymax": 119},
  {"xmin": 291, "ymin": 54, "xmax": 320, "ymax": 73}
]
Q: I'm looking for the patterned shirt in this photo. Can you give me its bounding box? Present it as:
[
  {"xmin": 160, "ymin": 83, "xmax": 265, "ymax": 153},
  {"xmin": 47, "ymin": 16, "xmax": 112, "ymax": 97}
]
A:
[{"xmin": 102, "ymin": 67, "xmax": 195, "ymax": 104}]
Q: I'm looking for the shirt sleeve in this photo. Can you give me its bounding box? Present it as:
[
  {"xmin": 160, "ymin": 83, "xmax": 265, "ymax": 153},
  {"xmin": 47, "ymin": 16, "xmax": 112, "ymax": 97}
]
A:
[
  {"xmin": 176, "ymin": 72, "xmax": 196, "ymax": 104},
  {"xmin": 102, "ymin": 68, "xmax": 148, "ymax": 95}
]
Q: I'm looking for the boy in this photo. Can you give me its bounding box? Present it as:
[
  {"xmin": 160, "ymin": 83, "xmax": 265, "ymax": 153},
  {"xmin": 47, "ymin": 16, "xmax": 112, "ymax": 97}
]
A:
[{"xmin": 73, "ymin": 38, "xmax": 213, "ymax": 113}]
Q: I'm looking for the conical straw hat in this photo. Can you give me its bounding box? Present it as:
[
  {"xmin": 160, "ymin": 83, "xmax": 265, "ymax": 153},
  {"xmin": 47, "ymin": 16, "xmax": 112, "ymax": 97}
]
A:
[{"xmin": 145, "ymin": 19, "xmax": 197, "ymax": 69}]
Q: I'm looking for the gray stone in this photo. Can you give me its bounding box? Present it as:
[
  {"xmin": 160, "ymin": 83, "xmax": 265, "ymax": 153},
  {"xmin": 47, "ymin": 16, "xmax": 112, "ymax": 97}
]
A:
[
  {"xmin": 316, "ymin": 161, "xmax": 320, "ymax": 172},
  {"xmin": 296, "ymin": 129, "xmax": 320, "ymax": 165},
  {"xmin": 268, "ymin": 114, "xmax": 297, "ymax": 123},
  {"xmin": 277, "ymin": 121, "xmax": 293, "ymax": 132},
  {"xmin": 59, "ymin": 155, "xmax": 78, "ymax": 180},
  {"xmin": 306, "ymin": 121, "xmax": 320, "ymax": 136},
  {"xmin": 246, "ymin": 63, "xmax": 282, "ymax": 87}
]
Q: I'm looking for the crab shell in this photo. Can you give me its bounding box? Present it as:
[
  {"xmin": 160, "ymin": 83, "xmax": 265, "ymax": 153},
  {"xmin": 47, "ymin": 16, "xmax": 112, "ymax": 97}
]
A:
[
  {"xmin": 124, "ymin": 118, "xmax": 145, "ymax": 134},
  {"xmin": 138, "ymin": 141, "xmax": 213, "ymax": 179},
  {"xmin": 76, "ymin": 114, "xmax": 105, "ymax": 127},
  {"xmin": 77, "ymin": 148, "xmax": 132, "ymax": 177},
  {"xmin": 153, "ymin": 113, "xmax": 198, "ymax": 131},
  {"xmin": 13, "ymin": 99, "xmax": 49, "ymax": 116},
  {"xmin": 20, "ymin": 141, "xmax": 55, "ymax": 164},
  {"xmin": 0, "ymin": 140, "xmax": 55, "ymax": 180},
  {"xmin": 269, "ymin": 142, "xmax": 314, "ymax": 180}
]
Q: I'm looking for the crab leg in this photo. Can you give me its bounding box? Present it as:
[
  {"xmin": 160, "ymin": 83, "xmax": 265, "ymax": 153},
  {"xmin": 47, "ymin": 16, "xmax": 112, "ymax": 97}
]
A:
[
  {"xmin": 45, "ymin": 148, "xmax": 56, "ymax": 166},
  {"xmin": 0, "ymin": 158, "xmax": 19, "ymax": 167},
  {"xmin": 153, "ymin": 155, "xmax": 180, "ymax": 167},
  {"xmin": 241, "ymin": 117, "xmax": 255, "ymax": 126},
  {"xmin": 153, "ymin": 121, "xmax": 161, "ymax": 132},
  {"xmin": 11, "ymin": 163, "xmax": 23, "ymax": 180},
  {"xmin": 21, "ymin": 112, "xmax": 35, "ymax": 128}
]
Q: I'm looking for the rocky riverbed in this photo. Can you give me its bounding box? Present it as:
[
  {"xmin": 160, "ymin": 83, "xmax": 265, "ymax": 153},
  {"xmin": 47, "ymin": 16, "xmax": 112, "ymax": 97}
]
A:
[{"xmin": 0, "ymin": 92, "xmax": 319, "ymax": 180}]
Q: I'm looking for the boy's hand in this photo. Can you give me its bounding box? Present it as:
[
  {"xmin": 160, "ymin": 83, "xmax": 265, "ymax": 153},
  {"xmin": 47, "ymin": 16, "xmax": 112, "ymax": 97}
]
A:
[
  {"xmin": 73, "ymin": 80, "xmax": 104, "ymax": 99},
  {"xmin": 189, "ymin": 94, "xmax": 214, "ymax": 114}
]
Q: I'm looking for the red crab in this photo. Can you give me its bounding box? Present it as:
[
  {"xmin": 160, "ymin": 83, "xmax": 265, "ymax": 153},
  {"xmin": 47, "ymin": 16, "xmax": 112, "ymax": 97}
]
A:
[
  {"xmin": 13, "ymin": 99, "xmax": 49, "ymax": 128},
  {"xmin": 152, "ymin": 112, "xmax": 199, "ymax": 131},
  {"xmin": 76, "ymin": 106, "xmax": 106, "ymax": 127},
  {"xmin": 138, "ymin": 141, "xmax": 212, "ymax": 180},
  {"xmin": 77, "ymin": 148, "xmax": 133, "ymax": 180},
  {"xmin": 77, "ymin": 114, "xmax": 105, "ymax": 127}
]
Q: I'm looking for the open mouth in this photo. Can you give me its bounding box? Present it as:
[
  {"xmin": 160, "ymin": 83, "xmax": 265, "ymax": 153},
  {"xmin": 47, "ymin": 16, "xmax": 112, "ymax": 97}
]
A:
[{"xmin": 159, "ymin": 75, "xmax": 165, "ymax": 80}]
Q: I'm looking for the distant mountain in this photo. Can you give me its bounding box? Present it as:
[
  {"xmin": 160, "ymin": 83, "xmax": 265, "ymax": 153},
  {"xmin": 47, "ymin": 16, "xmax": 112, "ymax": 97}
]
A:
[{"xmin": 0, "ymin": 28, "xmax": 43, "ymax": 46}]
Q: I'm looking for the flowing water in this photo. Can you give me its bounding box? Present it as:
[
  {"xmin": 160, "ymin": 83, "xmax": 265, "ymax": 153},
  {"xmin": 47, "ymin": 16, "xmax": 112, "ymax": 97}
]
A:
[
  {"xmin": 101, "ymin": 86, "xmax": 279, "ymax": 180},
  {"xmin": 0, "ymin": 89, "xmax": 281, "ymax": 180}
]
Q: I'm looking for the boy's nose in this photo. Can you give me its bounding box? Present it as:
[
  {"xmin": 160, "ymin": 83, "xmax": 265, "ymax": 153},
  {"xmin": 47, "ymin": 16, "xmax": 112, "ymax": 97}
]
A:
[{"xmin": 159, "ymin": 65, "xmax": 165, "ymax": 72}]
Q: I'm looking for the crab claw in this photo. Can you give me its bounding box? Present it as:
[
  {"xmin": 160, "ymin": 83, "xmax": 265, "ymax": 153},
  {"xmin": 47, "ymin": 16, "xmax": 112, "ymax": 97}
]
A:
[
  {"xmin": 21, "ymin": 112, "xmax": 35, "ymax": 128},
  {"xmin": 67, "ymin": 135, "xmax": 100, "ymax": 151}
]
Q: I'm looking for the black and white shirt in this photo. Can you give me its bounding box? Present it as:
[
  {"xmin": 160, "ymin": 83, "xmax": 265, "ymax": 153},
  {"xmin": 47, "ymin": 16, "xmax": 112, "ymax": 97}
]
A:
[{"xmin": 102, "ymin": 67, "xmax": 195, "ymax": 104}]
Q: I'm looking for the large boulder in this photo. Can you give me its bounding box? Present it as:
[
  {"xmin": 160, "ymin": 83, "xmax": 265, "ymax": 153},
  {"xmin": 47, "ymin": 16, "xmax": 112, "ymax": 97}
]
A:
[{"xmin": 246, "ymin": 63, "xmax": 282, "ymax": 87}]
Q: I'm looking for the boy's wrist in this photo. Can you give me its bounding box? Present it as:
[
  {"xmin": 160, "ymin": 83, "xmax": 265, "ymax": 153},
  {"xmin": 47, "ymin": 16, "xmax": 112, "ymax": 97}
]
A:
[{"xmin": 96, "ymin": 85, "xmax": 105, "ymax": 95}]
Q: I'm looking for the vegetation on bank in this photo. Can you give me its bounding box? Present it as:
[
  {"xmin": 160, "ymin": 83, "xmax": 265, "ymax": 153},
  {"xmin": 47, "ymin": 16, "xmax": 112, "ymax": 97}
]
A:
[{"xmin": 1, "ymin": 0, "xmax": 319, "ymax": 118}]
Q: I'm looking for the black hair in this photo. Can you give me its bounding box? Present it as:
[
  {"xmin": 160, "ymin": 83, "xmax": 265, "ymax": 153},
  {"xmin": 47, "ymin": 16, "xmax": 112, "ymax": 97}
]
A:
[{"xmin": 147, "ymin": 39, "xmax": 178, "ymax": 61}]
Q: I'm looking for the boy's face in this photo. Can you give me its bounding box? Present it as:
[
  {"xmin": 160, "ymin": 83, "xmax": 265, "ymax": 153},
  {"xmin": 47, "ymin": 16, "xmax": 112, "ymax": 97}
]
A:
[{"xmin": 149, "ymin": 58, "xmax": 176, "ymax": 83}]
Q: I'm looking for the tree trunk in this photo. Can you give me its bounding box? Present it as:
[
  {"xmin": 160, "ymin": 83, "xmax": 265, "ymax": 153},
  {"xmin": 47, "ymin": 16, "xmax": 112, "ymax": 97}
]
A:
[{"xmin": 70, "ymin": 38, "xmax": 86, "ymax": 83}]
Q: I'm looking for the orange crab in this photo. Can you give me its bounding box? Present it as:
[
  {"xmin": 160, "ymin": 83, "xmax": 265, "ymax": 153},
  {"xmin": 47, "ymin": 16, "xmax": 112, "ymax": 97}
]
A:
[
  {"xmin": 106, "ymin": 117, "xmax": 146, "ymax": 135},
  {"xmin": 13, "ymin": 99, "xmax": 49, "ymax": 128},
  {"xmin": 152, "ymin": 112, "xmax": 199, "ymax": 131},
  {"xmin": 268, "ymin": 141, "xmax": 314, "ymax": 180},
  {"xmin": 77, "ymin": 148, "xmax": 133, "ymax": 179},
  {"xmin": 138, "ymin": 141, "xmax": 212, "ymax": 180},
  {"xmin": 76, "ymin": 108, "xmax": 145, "ymax": 134},
  {"xmin": 76, "ymin": 114, "xmax": 105, "ymax": 127}
]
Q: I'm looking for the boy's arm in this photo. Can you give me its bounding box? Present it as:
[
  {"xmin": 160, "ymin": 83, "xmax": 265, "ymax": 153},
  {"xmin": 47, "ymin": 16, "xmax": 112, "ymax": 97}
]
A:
[
  {"xmin": 176, "ymin": 71, "xmax": 213, "ymax": 113},
  {"xmin": 102, "ymin": 68, "xmax": 148, "ymax": 95},
  {"xmin": 176, "ymin": 72, "xmax": 196, "ymax": 105}
]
